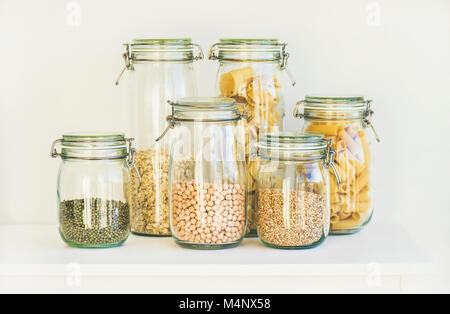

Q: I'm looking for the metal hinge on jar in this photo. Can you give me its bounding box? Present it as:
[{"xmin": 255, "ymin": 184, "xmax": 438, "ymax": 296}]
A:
[
  {"xmin": 155, "ymin": 103, "xmax": 176, "ymax": 142},
  {"xmin": 293, "ymin": 100, "xmax": 305, "ymax": 118},
  {"xmin": 325, "ymin": 139, "xmax": 341, "ymax": 186},
  {"xmin": 363, "ymin": 100, "xmax": 381, "ymax": 143},
  {"xmin": 125, "ymin": 138, "xmax": 141, "ymax": 184},
  {"xmin": 115, "ymin": 44, "xmax": 133, "ymax": 86},
  {"xmin": 280, "ymin": 43, "xmax": 296, "ymax": 87}
]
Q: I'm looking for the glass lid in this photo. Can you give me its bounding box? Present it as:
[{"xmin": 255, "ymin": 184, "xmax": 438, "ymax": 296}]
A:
[
  {"xmin": 172, "ymin": 97, "xmax": 237, "ymax": 110},
  {"xmin": 132, "ymin": 38, "xmax": 192, "ymax": 45},
  {"xmin": 304, "ymin": 94, "xmax": 366, "ymax": 110},
  {"xmin": 209, "ymin": 38, "xmax": 286, "ymax": 62},
  {"xmin": 305, "ymin": 94, "xmax": 365, "ymax": 106},
  {"xmin": 218, "ymin": 38, "xmax": 281, "ymax": 46},
  {"xmin": 170, "ymin": 97, "xmax": 243, "ymax": 121},
  {"xmin": 297, "ymin": 94, "xmax": 370, "ymax": 120},
  {"xmin": 127, "ymin": 38, "xmax": 203, "ymax": 62},
  {"xmin": 61, "ymin": 132, "xmax": 126, "ymax": 147},
  {"xmin": 51, "ymin": 132, "xmax": 132, "ymax": 160}
]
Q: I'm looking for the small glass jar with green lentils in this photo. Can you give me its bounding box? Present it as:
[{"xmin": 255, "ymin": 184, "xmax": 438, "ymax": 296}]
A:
[{"xmin": 51, "ymin": 133, "xmax": 135, "ymax": 248}]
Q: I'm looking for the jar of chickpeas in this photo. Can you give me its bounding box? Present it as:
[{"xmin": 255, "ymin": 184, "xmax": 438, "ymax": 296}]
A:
[
  {"xmin": 156, "ymin": 97, "xmax": 248, "ymax": 249},
  {"xmin": 294, "ymin": 95, "xmax": 380, "ymax": 234},
  {"xmin": 208, "ymin": 38, "xmax": 295, "ymax": 237}
]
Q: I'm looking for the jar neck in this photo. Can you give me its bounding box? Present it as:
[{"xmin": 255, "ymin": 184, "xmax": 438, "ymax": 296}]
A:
[
  {"xmin": 304, "ymin": 116, "xmax": 365, "ymax": 123},
  {"xmin": 61, "ymin": 147, "xmax": 129, "ymax": 160},
  {"xmin": 260, "ymin": 149, "xmax": 327, "ymax": 162},
  {"xmin": 131, "ymin": 51, "xmax": 195, "ymax": 63},
  {"xmin": 217, "ymin": 52, "xmax": 281, "ymax": 63},
  {"xmin": 173, "ymin": 108, "xmax": 242, "ymax": 122}
]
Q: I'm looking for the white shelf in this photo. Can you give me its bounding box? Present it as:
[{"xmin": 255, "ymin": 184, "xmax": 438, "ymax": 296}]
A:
[{"xmin": 0, "ymin": 224, "xmax": 433, "ymax": 293}]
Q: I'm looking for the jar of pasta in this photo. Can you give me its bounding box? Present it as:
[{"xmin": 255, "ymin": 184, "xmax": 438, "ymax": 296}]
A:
[
  {"xmin": 256, "ymin": 132, "xmax": 340, "ymax": 249},
  {"xmin": 116, "ymin": 39, "xmax": 203, "ymax": 236},
  {"xmin": 156, "ymin": 97, "xmax": 247, "ymax": 249},
  {"xmin": 294, "ymin": 95, "xmax": 380, "ymax": 234},
  {"xmin": 208, "ymin": 38, "xmax": 295, "ymax": 237}
]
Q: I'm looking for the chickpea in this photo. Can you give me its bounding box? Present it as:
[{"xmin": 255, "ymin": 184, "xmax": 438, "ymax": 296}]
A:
[{"xmin": 172, "ymin": 181, "xmax": 246, "ymax": 245}]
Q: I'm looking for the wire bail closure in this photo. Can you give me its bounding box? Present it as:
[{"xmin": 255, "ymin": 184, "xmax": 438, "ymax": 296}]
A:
[
  {"xmin": 155, "ymin": 102, "xmax": 176, "ymax": 142},
  {"xmin": 207, "ymin": 43, "xmax": 219, "ymax": 60},
  {"xmin": 115, "ymin": 44, "xmax": 132, "ymax": 86},
  {"xmin": 363, "ymin": 100, "xmax": 381, "ymax": 143},
  {"xmin": 293, "ymin": 100, "xmax": 305, "ymax": 118},
  {"xmin": 126, "ymin": 137, "xmax": 141, "ymax": 184},
  {"xmin": 325, "ymin": 139, "xmax": 341, "ymax": 186},
  {"xmin": 280, "ymin": 43, "xmax": 296, "ymax": 87},
  {"xmin": 50, "ymin": 139, "xmax": 62, "ymax": 158},
  {"xmin": 192, "ymin": 43, "xmax": 205, "ymax": 61}
]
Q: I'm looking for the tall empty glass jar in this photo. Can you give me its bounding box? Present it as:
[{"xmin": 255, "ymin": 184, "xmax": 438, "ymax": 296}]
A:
[
  {"xmin": 208, "ymin": 38, "xmax": 294, "ymax": 236},
  {"xmin": 157, "ymin": 97, "xmax": 247, "ymax": 249},
  {"xmin": 50, "ymin": 133, "xmax": 134, "ymax": 248},
  {"xmin": 256, "ymin": 132, "xmax": 340, "ymax": 249},
  {"xmin": 294, "ymin": 95, "xmax": 380, "ymax": 234},
  {"xmin": 116, "ymin": 38, "xmax": 203, "ymax": 236}
]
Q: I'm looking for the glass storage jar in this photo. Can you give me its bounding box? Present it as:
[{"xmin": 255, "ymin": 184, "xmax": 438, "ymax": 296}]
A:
[
  {"xmin": 116, "ymin": 38, "xmax": 203, "ymax": 236},
  {"xmin": 50, "ymin": 133, "xmax": 135, "ymax": 248},
  {"xmin": 294, "ymin": 95, "xmax": 380, "ymax": 234},
  {"xmin": 208, "ymin": 38, "xmax": 295, "ymax": 237},
  {"xmin": 157, "ymin": 97, "xmax": 247, "ymax": 249},
  {"xmin": 256, "ymin": 132, "xmax": 340, "ymax": 249}
]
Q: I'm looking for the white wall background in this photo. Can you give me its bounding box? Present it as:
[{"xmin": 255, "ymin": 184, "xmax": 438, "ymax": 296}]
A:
[{"xmin": 1, "ymin": 0, "xmax": 449, "ymax": 292}]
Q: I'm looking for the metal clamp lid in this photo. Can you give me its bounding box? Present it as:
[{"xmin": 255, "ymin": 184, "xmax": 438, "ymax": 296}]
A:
[
  {"xmin": 293, "ymin": 99, "xmax": 381, "ymax": 143},
  {"xmin": 156, "ymin": 100, "xmax": 248, "ymax": 142},
  {"xmin": 51, "ymin": 137, "xmax": 135, "ymax": 159},
  {"xmin": 208, "ymin": 41, "xmax": 295, "ymax": 86},
  {"xmin": 51, "ymin": 137, "xmax": 141, "ymax": 183},
  {"xmin": 115, "ymin": 42, "xmax": 204, "ymax": 86}
]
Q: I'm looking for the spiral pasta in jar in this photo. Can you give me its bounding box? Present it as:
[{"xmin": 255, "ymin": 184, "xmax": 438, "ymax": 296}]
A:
[
  {"xmin": 209, "ymin": 38, "xmax": 295, "ymax": 237},
  {"xmin": 157, "ymin": 97, "xmax": 247, "ymax": 249},
  {"xmin": 295, "ymin": 95, "xmax": 380, "ymax": 234}
]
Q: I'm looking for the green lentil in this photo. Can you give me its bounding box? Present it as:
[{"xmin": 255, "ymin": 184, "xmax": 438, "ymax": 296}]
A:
[{"xmin": 59, "ymin": 198, "xmax": 130, "ymax": 247}]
